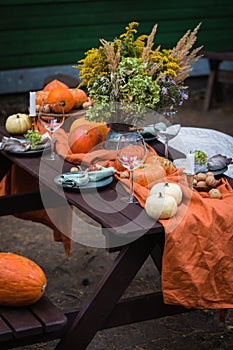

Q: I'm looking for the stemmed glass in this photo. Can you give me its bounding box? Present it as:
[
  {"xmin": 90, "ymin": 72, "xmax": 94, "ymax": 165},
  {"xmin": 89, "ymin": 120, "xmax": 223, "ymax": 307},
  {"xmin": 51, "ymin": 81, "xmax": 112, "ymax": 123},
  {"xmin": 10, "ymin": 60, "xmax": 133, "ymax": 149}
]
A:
[
  {"xmin": 117, "ymin": 132, "xmax": 147, "ymax": 203},
  {"xmin": 38, "ymin": 104, "xmax": 65, "ymax": 160},
  {"xmin": 154, "ymin": 107, "xmax": 181, "ymax": 159}
]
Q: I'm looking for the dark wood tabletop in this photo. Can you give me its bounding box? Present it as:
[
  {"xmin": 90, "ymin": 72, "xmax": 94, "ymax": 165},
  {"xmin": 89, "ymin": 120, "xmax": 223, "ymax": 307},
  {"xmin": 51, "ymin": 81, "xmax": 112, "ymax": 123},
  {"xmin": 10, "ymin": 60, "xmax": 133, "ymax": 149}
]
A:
[
  {"xmin": 3, "ymin": 125, "xmax": 231, "ymax": 350},
  {"xmin": 0, "ymin": 126, "xmax": 166, "ymax": 239}
]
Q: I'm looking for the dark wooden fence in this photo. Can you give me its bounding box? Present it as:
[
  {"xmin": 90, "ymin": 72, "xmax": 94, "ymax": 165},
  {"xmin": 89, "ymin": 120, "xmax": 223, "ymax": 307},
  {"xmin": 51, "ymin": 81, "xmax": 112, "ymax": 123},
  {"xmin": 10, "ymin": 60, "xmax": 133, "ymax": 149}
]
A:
[{"xmin": 1, "ymin": 0, "xmax": 233, "ymax": 71}]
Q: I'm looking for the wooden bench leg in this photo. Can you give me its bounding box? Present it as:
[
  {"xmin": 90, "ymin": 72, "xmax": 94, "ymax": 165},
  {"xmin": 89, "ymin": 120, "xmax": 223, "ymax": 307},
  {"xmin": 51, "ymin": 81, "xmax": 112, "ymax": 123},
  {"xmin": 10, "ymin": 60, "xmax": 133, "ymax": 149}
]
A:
[{"xmin": 55, "ymin": 234, "xmax": 160, "ymax": 350}]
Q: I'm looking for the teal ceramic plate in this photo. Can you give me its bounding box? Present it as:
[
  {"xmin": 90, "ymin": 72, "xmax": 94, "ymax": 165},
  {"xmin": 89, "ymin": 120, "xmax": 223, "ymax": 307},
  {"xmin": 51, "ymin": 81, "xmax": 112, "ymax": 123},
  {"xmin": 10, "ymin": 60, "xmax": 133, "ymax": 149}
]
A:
[{"xmin": 205, "ymin": 166, "xmax": 228, "ymax": 176}]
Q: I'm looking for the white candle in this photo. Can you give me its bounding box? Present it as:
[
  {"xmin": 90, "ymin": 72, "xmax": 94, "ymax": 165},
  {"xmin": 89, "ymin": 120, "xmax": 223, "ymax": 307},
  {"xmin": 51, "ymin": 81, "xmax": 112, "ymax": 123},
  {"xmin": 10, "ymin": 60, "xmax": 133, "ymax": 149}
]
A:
[
  {"xmin": 186, "ymin": 153, "xmax": 195, "ymax": 175},
  {"xmin": 29, "ymin": 91, "xmax": 36, "ymax": 116}
]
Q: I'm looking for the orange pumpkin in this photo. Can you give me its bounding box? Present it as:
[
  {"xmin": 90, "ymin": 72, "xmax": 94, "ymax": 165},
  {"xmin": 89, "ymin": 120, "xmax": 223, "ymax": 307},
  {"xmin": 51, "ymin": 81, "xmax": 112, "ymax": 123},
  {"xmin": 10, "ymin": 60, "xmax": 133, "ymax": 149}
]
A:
[
  {"xmin": 70, "ymin": 88, "xmax": 88, "ymax": 108},
  {"xmin": 44, "ymin": 79, "xmax": 69, "ymax": 91},
  {"xmin": 146, "ymin": 155, "xmax": 176, "ymax": 175},
  {"xmin": 47, "ymin": 86, "xmax": 75, "ymax": 113},
  {"xmin": 0, "ymin": 252, "xmax": 47, "ymax": 307},
  {"xmin": 133, "ymin": 163, "xmax": 165, "ymax": 187},
  {"xmin": 68, "ymin": 124, "xmax": 102, "ymax": 153},
  {"xmin": 118, "ymin": 144, "xmax": 146, "ymax": 164},
  {"xmin": 70, "ymin": 117, "xmax": 109, "ymax": 140},
  {"xmin": 36, "ymin": 90, "xmax": 49, "ymax": 105},
  {"xmin": 114, "ymin": 158, "xmax": 127, "ymax": 172}
]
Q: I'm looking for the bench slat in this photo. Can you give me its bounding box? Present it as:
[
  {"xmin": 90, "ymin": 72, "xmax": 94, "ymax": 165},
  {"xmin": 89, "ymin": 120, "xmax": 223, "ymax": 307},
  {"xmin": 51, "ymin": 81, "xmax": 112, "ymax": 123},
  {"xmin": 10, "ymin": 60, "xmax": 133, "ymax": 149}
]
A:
[
  {"xmin": 30, "ymin": 297, "xmax": 67, "ymax": 333},
  {"xmin": 0, "ymin": 317, "xmax": 13, "ymax": 342},
  {"xmin": 0, "ymin": 307, "xmax": 42, "ymax": 339}
]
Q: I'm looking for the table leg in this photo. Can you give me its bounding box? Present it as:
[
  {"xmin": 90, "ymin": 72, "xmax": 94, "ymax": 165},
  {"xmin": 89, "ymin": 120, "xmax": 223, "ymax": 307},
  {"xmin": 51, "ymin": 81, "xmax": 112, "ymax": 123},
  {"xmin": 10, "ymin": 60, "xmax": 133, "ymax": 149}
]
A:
[
  {"xmin": 55, "ymin": 233, "xmax": 160, "ymax": 350},
  {"xmin": 0, "ymin": 153, "xmax": 12, "ymax": 181}
]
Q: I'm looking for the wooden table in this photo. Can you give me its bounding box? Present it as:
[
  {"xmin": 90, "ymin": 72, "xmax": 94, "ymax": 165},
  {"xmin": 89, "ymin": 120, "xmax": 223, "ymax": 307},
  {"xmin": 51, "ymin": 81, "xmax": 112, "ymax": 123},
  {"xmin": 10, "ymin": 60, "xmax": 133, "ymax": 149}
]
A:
[{"xmin": 0, "ymin": 127, "xmax": 194, "ymax": 349}]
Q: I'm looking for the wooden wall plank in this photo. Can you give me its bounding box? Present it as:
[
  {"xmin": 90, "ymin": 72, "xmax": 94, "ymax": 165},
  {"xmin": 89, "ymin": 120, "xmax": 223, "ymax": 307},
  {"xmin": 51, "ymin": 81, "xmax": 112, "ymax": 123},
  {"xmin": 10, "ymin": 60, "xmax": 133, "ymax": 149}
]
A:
[{"xmin": 1, "ymin": 0, "xmax": 233, "ymax": 70}]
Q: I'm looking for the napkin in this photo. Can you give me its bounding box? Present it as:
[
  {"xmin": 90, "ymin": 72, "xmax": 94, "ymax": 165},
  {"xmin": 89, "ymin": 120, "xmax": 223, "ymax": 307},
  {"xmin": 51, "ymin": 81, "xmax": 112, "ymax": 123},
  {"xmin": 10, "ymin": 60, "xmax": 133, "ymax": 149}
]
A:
[
  {"xmin": 88, "ymin": 166, "xmax": 116, "ymax": 182},
  {"xmin": 0, "ymin": 136, "xmax": 31, "ymax": 152},
  {"xmin": 0, "ymin": 133, "xmax": 51, "ymax": 152}
]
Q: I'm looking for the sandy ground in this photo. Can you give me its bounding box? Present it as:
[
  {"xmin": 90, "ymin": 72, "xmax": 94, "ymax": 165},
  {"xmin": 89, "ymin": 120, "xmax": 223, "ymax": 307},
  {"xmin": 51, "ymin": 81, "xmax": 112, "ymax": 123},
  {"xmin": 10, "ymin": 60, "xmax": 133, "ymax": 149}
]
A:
[{"xmin": 0, "ymin": 77, "xmax": 233, "ymax": 349}]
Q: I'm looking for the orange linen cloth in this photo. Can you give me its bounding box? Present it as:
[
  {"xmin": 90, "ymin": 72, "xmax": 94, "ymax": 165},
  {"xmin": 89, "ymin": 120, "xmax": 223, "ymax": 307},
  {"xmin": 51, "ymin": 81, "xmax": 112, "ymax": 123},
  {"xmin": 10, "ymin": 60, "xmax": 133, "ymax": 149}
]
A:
[
  {"xmin": 160, "ymin": 176, "xmax": 233, "ymax": 309},
  {"xmin": 56, "ymin": 128, "xmax": 233, "ymax": 309},
  {"xmin": 0, "ymin": 165, "xmax": 72, "ymax": 257}
]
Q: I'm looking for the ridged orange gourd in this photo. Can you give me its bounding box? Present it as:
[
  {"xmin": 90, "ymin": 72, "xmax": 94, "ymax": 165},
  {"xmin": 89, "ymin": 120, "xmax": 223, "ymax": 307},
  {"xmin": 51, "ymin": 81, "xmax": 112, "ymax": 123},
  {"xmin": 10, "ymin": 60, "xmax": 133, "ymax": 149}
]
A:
[{"xmin": 0, "ymin": 253, "xmax": 47, "ymax": 307}]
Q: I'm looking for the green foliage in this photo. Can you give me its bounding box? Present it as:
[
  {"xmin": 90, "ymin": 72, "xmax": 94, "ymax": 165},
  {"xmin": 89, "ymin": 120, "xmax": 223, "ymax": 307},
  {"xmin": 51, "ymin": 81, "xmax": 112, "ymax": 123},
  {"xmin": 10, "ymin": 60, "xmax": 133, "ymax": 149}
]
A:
[
  {"xmin": 194, "ymin": 150, "xmax": 208, "ymax": 165},
  {"xmin": 24, "ymin": 130, "xmax": 42, "ymax": 148}
]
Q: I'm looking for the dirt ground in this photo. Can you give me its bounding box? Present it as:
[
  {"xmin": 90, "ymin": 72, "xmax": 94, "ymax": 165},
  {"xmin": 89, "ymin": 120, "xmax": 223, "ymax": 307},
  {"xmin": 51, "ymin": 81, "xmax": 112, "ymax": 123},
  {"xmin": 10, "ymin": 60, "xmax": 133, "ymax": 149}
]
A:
[{"xmin": 0, "ymin": 77, "xmax": 233, "ymax": 349}]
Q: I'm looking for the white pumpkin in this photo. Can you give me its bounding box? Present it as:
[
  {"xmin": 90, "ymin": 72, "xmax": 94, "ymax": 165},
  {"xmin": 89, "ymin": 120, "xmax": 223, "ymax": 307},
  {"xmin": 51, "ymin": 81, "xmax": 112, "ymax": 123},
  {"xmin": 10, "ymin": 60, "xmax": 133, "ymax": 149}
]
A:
[
  {"xmin": 5, "ymin": 113, "xmax": 32, "ymax": 134},
  {"xmin": 150, "ymin": 182, "xmax": 182, "ymax": 205},
  {"xmin": 145, "ymin": 192, "xmax": 178, "ymax": 220}
]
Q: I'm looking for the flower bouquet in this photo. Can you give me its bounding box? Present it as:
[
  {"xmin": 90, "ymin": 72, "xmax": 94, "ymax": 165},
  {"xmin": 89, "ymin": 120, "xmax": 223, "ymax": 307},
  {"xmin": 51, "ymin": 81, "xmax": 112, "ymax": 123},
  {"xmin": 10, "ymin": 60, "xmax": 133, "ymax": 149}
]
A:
[{"xmin": 74, "ymin": 21, "xmax": 202, "ymax": 125}]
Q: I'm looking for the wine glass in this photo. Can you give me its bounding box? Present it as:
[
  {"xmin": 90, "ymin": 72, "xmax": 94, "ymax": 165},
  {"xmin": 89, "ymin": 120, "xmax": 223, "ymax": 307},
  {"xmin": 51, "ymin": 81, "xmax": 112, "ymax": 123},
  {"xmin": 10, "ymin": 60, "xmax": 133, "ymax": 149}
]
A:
[
  {"xmin": 117, "ymin": 132, "xmax": 147, "ymax": 203},
  {"xmin": 38, "ymin": 103, "xmax": 65, "ymax": 160},
  {"xmin": 154, "ymin": 107, "xmax": 181, "ymax": 159}
]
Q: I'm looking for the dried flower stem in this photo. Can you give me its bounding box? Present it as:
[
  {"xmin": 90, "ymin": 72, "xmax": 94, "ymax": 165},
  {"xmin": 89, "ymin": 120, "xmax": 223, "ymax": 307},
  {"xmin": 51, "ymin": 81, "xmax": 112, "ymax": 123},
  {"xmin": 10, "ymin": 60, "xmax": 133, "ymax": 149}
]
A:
[
  {"xmin": 171, "ymin": 23, "xmax": 203, "ymax": 82},
  {"xmin": 100, "ymin": 39, "xmax": 121, "ymax": 73},
  {"xmin": 142, "ymin": 24, "xmax": 158, "ymax": 64}
]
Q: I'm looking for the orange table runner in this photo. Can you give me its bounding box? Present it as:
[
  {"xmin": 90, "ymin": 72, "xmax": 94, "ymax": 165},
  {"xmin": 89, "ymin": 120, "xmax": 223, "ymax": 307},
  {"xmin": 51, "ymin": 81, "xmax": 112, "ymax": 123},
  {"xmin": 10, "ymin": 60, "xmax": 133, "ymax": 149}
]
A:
[
  {"xmin": 56, "ymin": 128, "xmax": 233, "ymax": 309},
  {"xmin": 0, "ymin": 165, "xmax": 72, "ymax": 257}
]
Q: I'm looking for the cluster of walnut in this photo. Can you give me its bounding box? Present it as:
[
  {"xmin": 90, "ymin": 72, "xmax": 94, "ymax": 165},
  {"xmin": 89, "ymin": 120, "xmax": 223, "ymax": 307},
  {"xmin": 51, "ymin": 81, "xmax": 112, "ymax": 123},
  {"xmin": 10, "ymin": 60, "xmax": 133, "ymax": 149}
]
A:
[
  {"xmin": 36, "ymin": 104, "xmax": 51, "ymax": 113},
  {"xmin": 193, "ymin": 172, "xmax": 216, "ymax": 188},
  {"xmin": 193, "ymin": 172, "xmax": 222, "ymax": 198}
]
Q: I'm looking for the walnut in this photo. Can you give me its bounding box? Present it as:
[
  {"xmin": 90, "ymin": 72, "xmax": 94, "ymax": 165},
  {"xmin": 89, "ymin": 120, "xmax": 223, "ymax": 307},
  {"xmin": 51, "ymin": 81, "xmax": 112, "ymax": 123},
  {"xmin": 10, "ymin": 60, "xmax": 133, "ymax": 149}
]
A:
[
  {"xmin": 209, "ymin": 188, "xmax": 222, "ymax": 199},
  {"xmin": 195, "ymin": 173, "xmax": 207, "ymax": 181},
  {"xmin": 43, "ymin": 104, "xmax": 51, "ymax": 113},
  {"xmin": 82, "ymin": 101, "xmax": 92, "ymax": 109},
  {"xmin": 196, "ymin": 180, "xmax": 207, "ymax": 187},
  {"xmin": 120, "ymin": 171, "xmax": 130, "ymax": 179},
  {"xmin": 192, "ymin": 178, "xmax": 198, "ymax": 186},
  {"xmin": 206, "ymin": 171, "xmax": 214, "ymax": 177},
  {"xmin": 70, "ymin": 166, "xmax": 79, "ymax": 172},
  {"xmin": 205, "ymin": 175, "xmax": 217, "ymax": 187}
]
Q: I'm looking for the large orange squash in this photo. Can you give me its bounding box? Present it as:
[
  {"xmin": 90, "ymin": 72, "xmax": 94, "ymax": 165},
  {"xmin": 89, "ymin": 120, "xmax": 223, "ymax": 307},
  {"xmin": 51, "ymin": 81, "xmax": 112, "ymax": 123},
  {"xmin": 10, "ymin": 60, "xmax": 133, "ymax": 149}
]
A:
[
  {"xmin": 146, "ymin": 155, "xmax": 176, "ymax": 175},
  {"xmin": 44, "ymin": 79, "xmax": 69, "ymax": 91},
  {"xmin": 70, "ymin": 88, "xmax": 88, "ymax": 108},
  {"xmin": 133, "ymin": 163, "xmax": 165, "ymax": 187},
  {"xmin": 70, "ymin": 117, "xmax": 109, "ymax": 140},
  {"xmin": 68, "ymin": 124, "xmax": 102, "ymax": 153},
  {"xmin": 0, "ymin": 252, "xmax": 47, "ymax": 307},
  {"xmin": 47, "ymin": 86, "xmax": 75, "ymax": 113}
]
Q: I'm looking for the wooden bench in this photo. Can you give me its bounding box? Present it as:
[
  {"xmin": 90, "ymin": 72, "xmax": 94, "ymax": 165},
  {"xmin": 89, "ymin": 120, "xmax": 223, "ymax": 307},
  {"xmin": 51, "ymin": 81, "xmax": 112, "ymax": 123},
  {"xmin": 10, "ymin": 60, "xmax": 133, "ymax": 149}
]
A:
[
  {"xmin": 0, "ymin": 297, "xmax": 67, "ymax": 349},
  {"xmin": 202, "ymin": 51, "xmax": 233, "ymax": 111}
]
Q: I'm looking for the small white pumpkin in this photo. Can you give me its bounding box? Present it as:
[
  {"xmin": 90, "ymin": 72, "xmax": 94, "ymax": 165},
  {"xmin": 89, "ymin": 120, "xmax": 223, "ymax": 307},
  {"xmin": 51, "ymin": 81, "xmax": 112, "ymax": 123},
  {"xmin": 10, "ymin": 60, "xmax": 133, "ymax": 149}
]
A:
[
  {"xmin": 150, "ymin": 182, "xmax": 182, "ymax": 205},
  {"xmin": 145, "ymin": 192, "xmax": 178, "ymax": 220},
  {"xmin": 5, "ymin": 113, "xmax": 32, "ymax": 134}
]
